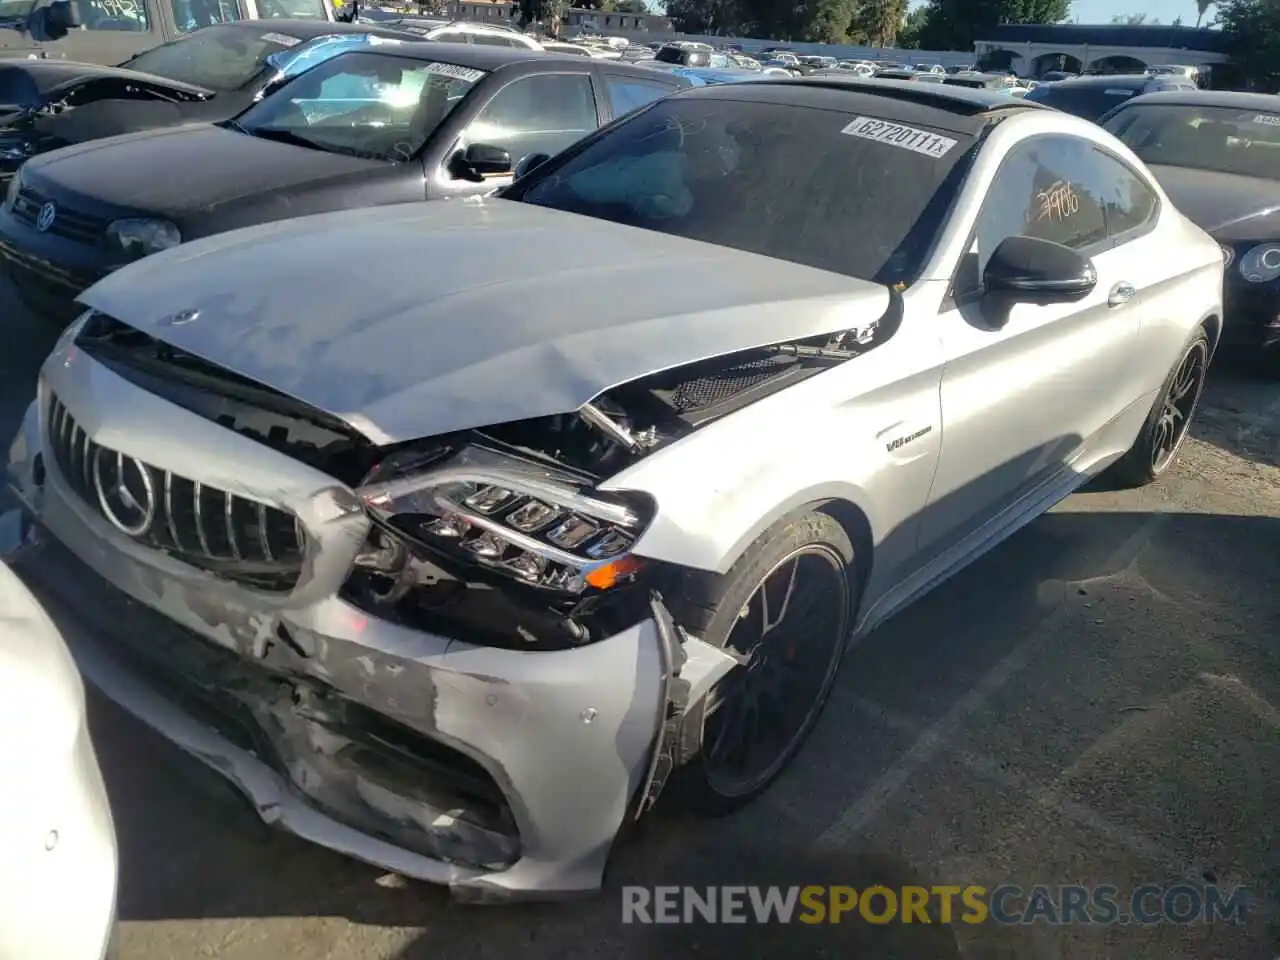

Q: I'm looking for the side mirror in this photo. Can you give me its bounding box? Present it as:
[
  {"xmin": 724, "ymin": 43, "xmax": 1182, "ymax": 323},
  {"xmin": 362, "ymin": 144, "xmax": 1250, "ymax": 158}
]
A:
[
  {"xmin": 24, "ymin": 0, "xmax": 82, "ymax": 41},
  {"xmin": 454, "ymin": 142, "xmax": 511, "ymax": 181},
  {"xmin": 983, "ymin": 235, "xmax": 1097, "ymax": 307},
  {"xmin": 513, "ymin": 152, "xmax": 550, "ymax": 180}
]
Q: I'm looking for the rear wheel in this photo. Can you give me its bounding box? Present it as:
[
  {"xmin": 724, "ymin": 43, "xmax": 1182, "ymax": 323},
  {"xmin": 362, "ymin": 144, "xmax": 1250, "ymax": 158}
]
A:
[
  {"xmin": 666, "ymin": 511, "xmax": 857, "ymax": 816},
  {"xmin": 1108, "ymin": 330, "xmax": 1210, "ymax": 488}
]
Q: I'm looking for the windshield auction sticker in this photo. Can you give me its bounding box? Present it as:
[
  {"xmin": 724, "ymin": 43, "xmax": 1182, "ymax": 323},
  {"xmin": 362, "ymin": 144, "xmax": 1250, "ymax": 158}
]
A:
[
  {"xmin": 423, "ymin": 62, "xmax": 485, "ymax": 83},
  {"xmin": 840, "ymin": 116, "xmax": 957, "ymax": 158},
  {"xmin": 1251, "ymin": 114, "xmax": 1280, "ymax": 126},
  {"xmin": 261, "ymin": 32, "xmax": 302, "ymax": 47}
]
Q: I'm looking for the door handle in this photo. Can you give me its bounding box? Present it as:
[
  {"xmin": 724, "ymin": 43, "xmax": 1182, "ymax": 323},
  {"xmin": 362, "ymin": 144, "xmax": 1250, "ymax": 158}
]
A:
[{"xmin": 1107, "ymin": 282, "xmax": 1136, "ymax": 308}]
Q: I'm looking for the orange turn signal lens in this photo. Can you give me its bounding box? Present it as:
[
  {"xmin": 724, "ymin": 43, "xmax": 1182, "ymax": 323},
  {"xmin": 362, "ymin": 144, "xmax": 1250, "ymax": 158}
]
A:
[{"xmin": 584, "ymin": 554, "xmax": 644, "ymax": 590}]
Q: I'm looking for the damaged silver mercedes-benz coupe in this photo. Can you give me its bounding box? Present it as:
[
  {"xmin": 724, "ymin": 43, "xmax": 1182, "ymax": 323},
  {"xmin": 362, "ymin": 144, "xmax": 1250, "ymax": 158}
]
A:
[{"xmin": 4, "ymin": 78, "xmax": 1224, "ymax": 901}]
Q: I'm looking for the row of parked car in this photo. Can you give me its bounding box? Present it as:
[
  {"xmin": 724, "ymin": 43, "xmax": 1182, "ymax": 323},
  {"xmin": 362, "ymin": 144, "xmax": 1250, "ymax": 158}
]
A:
[{"xmin": 0, "ymin": 23, "xmax": 1277, "ymax": 958}]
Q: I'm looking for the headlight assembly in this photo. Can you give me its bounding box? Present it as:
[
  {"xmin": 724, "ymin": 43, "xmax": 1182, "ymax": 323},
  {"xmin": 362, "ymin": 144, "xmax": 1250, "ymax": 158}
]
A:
[
  {"xmin": 1239, "ymin": 243, "xmax": 1280, "ymax": 284},
  {"xmin": 104, "ymin": 218, "xmax": 181, "ymax": 261},
  {"xmin": 357, "ymin": 445, "xmax": 653, "ymax": 594}
]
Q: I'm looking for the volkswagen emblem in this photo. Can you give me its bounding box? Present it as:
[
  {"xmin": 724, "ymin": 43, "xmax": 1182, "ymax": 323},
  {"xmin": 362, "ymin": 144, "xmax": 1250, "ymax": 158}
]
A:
[
  {"xmin": 34, "ymin": 201, "xmax": 57, "ymax": 233},
  {"xmin": 92, "ymin": 449, "xmax": 156, "ymax": 537},
  {"xmin": 158, "ymin": 309, "xmax": 200, "ymax": 327}
]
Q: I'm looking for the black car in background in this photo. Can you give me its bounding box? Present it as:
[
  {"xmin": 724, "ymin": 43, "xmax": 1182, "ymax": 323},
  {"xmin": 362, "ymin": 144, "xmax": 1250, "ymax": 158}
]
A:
[
  {"xmin": 0, "ymin": 43, "xmax": 689, "ymax": 322},
  {"xmin": 1023, "ymin": 73, "xmax": 1198, "ymax": 121},
  {"xmin": 1101, "ymin": 90, "xmax": 1280, "ymax": 368},
  {"xmin": 0, "ymin": 21, "xmax": 419, "ymax": 183},
  {"xmin": 0, "ymin": 0, "xmax": 342, "ymax": 64}
]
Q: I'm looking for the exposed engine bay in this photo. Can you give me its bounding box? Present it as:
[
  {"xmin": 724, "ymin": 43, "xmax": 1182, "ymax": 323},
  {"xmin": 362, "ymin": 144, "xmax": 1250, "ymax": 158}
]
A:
[
  {"xmin": 72, "ymin": 303, "xmax": 898, "ymax": 650},
  {"xmin": 2, "ymin": 76, "xmax": 212, "ymax": 150}
]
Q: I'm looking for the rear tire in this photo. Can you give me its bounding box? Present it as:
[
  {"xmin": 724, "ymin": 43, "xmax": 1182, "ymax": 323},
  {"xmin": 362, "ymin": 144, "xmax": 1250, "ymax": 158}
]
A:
[
  {"xmin": 665, "ymin": 511, "xmax": 857, "ymax": 817},
  {"xmin": 1108, "ymin": 329, "xmax": 1210, "ymax": 488}
]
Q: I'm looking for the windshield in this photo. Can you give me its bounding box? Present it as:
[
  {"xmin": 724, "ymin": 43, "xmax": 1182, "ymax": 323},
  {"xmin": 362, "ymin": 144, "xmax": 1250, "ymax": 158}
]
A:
[
  {"xmin": 1104, "ymin": 103, "xmax": 1280, "ymax": 180},
  {"xmin": 0, "ymin": 0, "xmax": 32, "ymax": 19},
  {"xmin": 510, "ymin": 97, "xmax": 976, "ymax": 284},
  {"xmin": 234, "ymin": 51, "xmax": 484, "ymax": 162},
  {"xmin": 124, "ymin": 26, "xmax": 307, "ymax": 90}
]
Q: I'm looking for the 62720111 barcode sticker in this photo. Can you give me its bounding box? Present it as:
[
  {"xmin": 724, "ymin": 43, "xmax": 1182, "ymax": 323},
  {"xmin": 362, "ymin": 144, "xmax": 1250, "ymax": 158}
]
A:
[
  {"xmin": 840, "ymin": 116, "xmax": 958, "ymax": 158},
  {"xmin": 260, "ymin": 32, "xmax": 301, "ymax": 47},
  {"xmin": 1252, "ymin": 114, "xmax": 1280, "ymax": 126}
]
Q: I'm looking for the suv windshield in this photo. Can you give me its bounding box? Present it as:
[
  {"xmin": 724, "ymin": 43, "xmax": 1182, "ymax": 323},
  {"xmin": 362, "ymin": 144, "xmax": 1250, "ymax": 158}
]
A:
[
  {"xmin": 1104, "ymin": 103, "xmax": 1280, "ymax": 181},
  {"xmin": 233, "ymin": 51, "xmax": 485, "ymax": 162},
  {"xmin": 509, "ymin": 97, "xmax": 976, "ymax": 284},
  {"xmin": 125, "ymin": 26, "xmax": 303, "ymax": 90},
  {"xmin": 0, "ymin": 0, "xmax": 32, "ymax": 19}
]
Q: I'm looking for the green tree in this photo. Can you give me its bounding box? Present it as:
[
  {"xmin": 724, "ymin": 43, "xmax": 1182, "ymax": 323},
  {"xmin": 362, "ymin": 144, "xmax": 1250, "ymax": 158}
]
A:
[
  {"xmin": 666, "ymin": 0, "xmax": 744, "ymax": 32},
  {"xmin": 799, "ymin": 0, "xmax": 859, "ymax": 42},
  {"xmin": 517, "ymin": 0, "xmax": 569, "ymax": 33},
  {"xmin": 850, "ymin": 0, "xmax": 908, "ymax": 45},
  {"xmin": 897, "ymin": 5, "xmax": 930, "ymax": 47},
  {"xmin": 918, "ymin": 0, "xmax": 1070, "ymax": 53},
  {"xmin": 1216, "ymin": 0, "xmax": 1280, "ymax": 90},
  {"xmin": 1111, "ymin": 11, "xmax": 1157, "ymax": 22}
]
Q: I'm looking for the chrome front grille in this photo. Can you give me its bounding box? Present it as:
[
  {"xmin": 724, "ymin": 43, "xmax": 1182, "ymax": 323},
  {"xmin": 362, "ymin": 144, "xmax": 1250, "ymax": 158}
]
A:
[
  {"xmin": 47, "ymin": 396, "xmax": 306, "ymax": 592},
  {"xmin": 12, "ymin": 186, "xmax": 108, "ymax": 246}
]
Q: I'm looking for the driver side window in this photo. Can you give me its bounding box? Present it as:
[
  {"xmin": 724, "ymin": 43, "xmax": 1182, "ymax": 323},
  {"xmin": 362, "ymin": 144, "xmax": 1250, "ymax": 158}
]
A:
[
  {"xmin": 74, "ymin": 0, "xmax": 151, "ymax": 30},
  {"xmin": 957, "ymin": 135, "xmax": 1109, "ymax": 297},
  {"xmin": 168, "ymin": 0, "xmax": 240, "ymax": 33},
  {"xmin": 459, "ymin": 73, "xmax": 598, "ymax": 172}
]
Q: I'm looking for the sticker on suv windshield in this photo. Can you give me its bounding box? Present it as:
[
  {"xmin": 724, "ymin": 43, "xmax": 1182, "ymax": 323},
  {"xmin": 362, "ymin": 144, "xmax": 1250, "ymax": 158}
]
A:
[
  {"xmin": 840, "ymin": 116, "xmax": 957, "ymax": 158},
  {"xmin": 261, "ymin": 32, "xmax": 302, "ymax": 47},
  {"xmin": 1251, "ymin": 114, "xmax": 1280, "ymax": 126},
  {"xmin": 424, "ymin": 62, "xmax": 485, "ymax": 83}
]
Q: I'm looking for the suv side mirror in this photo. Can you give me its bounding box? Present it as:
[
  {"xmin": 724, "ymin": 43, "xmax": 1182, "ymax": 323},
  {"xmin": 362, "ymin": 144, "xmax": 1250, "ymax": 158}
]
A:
[
  {"xmin": 513, "ymin": 152, "xmax": 550, "ymax": 180},
  {"xmin": 983, "ymin": 235, "xmax": 1097, "ymax": 306},
  {"xmin": 22, "ymin": 0, "xmax": 82, "ymax": 41},
  {"xmin": 453, "ymin": 143, "xmax": 511, "ymax": 181}
]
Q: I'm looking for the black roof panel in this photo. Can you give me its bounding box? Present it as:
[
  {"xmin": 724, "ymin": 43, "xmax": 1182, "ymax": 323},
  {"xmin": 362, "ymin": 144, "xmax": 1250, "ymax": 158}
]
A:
[{"xmin": 679, "ymin": 76, "xmax": 1044, "ymax": 135}]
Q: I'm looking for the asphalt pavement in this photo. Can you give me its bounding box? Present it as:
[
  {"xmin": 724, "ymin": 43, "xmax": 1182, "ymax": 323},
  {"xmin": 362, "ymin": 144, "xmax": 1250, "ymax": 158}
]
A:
[{"xmin": 3, "ymin": 278, "xmax": 1278, "ymax": 960}]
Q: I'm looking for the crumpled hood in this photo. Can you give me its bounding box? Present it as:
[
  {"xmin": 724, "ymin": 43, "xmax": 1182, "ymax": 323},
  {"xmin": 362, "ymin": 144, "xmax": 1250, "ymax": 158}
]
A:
[
  {"xmin": 25, "ymin": 123, "xmax": 384, "ymax": 217},
  {"xmin": 79, "ymin": 199, "xmax": 889, "ymax": 445},
  {"xmin": 1149, "ymin": 164, "xmax": 1280, "ymax": 242}
]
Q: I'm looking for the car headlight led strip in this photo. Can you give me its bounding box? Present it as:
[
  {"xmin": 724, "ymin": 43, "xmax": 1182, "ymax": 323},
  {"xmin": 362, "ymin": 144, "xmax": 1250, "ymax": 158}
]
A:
[{"xmin": 358, "ymin": 445, "xmax": 649, "ymax": 594}]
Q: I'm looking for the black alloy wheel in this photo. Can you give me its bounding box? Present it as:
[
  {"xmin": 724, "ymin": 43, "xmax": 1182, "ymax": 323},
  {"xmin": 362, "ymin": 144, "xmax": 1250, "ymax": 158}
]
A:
[
  {"xmin": 700, "ymin": 543, "xmax": 850, "ymax": 799},
  {"xmin": 1151, "ymin": 337, "xmax": 1208, "ymax": 473},
  {"xmin": 1108, "ymin": 329, "xmax": 1211, "ymax": 488}
]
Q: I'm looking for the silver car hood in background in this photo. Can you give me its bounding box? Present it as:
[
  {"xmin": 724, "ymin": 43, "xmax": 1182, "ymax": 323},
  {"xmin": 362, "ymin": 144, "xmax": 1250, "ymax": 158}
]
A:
[{"xmin": 79, "ymin": 200, "xmax": 889, "ymax": 445}]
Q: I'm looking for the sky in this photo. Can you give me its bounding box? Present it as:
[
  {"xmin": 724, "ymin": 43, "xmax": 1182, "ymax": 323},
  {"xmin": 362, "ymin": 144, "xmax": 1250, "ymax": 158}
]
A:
[{"xmin": 906, "ymin": 0, "xmax": 1217, "ymax": 27}]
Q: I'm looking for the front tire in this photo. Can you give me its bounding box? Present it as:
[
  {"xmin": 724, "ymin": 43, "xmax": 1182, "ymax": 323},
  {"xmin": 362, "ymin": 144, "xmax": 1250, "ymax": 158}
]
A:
[
  {"xmin": 1108, "ymin": 329, "xmax": 1210, "ymax": 488},
  {"xmin": 666, "ymin": 511, "xmax": 857, "ymax": 817}
]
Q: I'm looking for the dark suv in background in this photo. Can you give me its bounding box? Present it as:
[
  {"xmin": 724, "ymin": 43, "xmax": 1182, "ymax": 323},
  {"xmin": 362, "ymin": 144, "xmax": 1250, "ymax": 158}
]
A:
[{"xmin": 1024, "ymin": 73, "xmax": 1199, "ymax": 122}]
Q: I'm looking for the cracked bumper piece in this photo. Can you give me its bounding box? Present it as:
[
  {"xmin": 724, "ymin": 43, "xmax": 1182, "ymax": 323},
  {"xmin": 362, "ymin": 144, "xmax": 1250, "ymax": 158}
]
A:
[
  {"xmin": 6, "ymin": 385, "xmax": 687, "ymax": 900},
  {"xmin": 9, "ymin": 531, "xmax": 668, "ymax": 900}
]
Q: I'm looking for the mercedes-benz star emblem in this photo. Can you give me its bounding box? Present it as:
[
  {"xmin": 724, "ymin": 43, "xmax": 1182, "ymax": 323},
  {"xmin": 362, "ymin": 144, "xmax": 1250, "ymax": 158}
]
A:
[
  {"xmin": 34, "ymin": 201, "xmax": 57, "ymax": 233},
  {"xmin": 93, "ymin": 449, "xmax": 156, "ymax": 537}
]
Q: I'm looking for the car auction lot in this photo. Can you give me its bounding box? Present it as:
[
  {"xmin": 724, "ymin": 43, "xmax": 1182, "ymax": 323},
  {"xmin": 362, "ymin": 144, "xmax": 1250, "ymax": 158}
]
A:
[{"xmin": 2, "ymin": 277, "xmax": 1278, "ymax": 960}]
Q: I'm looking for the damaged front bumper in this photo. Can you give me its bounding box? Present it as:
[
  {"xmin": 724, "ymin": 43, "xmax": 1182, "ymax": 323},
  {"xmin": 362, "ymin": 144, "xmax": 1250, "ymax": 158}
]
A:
[{"xmin": 4, "ymin": 370, "xmax": 735, "ymax": 901}]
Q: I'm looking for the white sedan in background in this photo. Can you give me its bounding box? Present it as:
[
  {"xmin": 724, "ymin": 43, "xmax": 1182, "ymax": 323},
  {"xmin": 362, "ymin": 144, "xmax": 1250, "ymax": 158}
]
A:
[{"xmin": 0, "ymin": 524, "xmax": 118, "ymax": 960}]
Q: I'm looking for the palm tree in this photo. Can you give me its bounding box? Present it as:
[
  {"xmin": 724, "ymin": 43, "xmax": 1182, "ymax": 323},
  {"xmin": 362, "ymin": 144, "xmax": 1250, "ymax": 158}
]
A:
[{"xmin": 1195, "ymin": 0, "xmax": 1213, "ymax": 27}]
